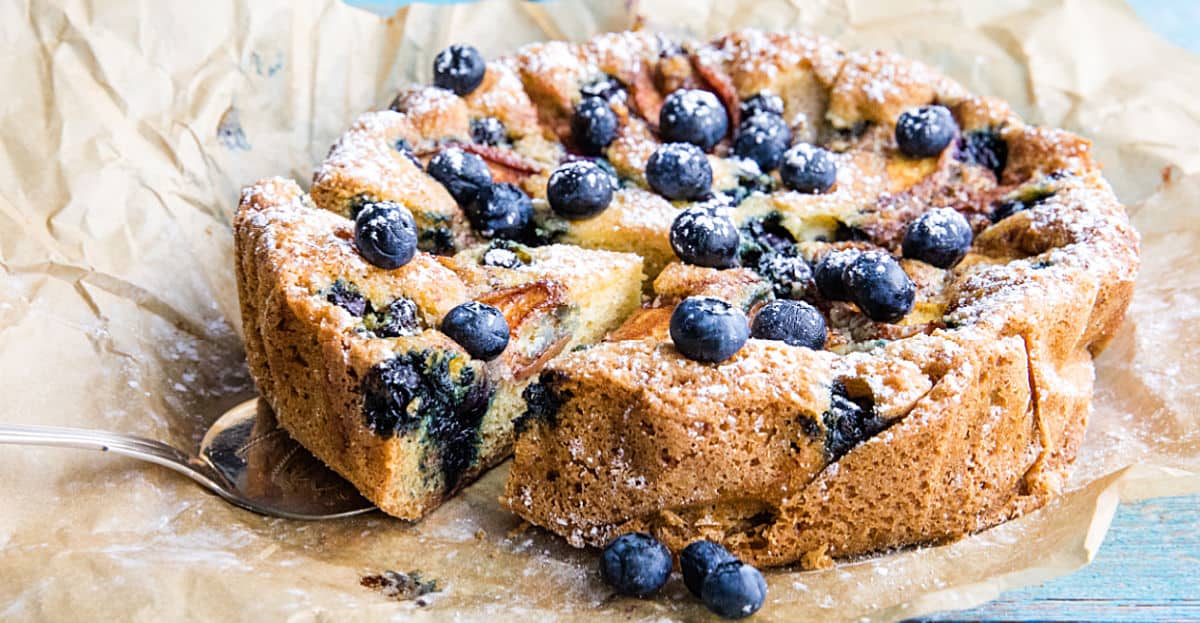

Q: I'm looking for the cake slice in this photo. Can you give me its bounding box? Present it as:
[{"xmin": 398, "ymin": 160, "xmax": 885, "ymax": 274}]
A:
[{"xmin": 235, "ymin": 177, "xmax": 643, "ymax": 518}]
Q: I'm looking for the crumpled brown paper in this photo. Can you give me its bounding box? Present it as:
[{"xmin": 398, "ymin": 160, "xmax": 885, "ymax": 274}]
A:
[{"xmin": 1, "ymin": 0, "xmax": 1198, "ymax": 620}]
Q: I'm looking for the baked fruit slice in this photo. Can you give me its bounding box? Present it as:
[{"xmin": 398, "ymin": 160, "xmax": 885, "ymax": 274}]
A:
[{"xmin": 235, "ymin": 178, "xmax": 642, "ymax": 518}]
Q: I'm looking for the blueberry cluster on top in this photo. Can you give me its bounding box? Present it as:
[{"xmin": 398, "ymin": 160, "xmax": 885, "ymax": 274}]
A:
[{"xmin": 364, "ymin": 46, "xmax": 993, "ymax": 373}]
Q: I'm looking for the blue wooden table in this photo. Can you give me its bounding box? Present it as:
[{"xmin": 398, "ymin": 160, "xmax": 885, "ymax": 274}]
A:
[{"xmin": 346, "ymin": 1, "xmax": 1200, "ymax": 619}]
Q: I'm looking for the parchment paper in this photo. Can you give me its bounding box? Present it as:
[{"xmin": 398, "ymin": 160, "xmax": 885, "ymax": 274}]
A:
[{"xmin": 1, "ymin": 0, "xmax": 1198, "ymax": 621}]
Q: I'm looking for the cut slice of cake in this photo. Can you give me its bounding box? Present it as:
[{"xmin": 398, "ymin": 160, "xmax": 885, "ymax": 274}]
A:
[{"xmin": 235, "ymin": 177, "xmax": 643, "ymax": 518}]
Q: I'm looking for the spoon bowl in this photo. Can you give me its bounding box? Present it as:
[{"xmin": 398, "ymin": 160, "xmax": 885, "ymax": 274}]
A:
[{"xmin": 0, "ymin": 398, "xmax": 375, "ymax": 520}]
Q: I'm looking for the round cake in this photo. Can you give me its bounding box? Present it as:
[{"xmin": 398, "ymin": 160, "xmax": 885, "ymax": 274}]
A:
[{"xmin": 234, "ymin": 28, "xmax": 1138, "ymax": 570}]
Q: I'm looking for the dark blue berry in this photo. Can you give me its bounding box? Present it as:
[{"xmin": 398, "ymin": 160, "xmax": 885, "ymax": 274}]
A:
[
  {"xmin": 433, "ymin": 44, "xmax": 486, "ymax": 96},
  {"xmin": 751, "ymin": 300, "xmax": 827, "ymax": 350},
  {"xmin": 990, "ymin": 188, "xmax": 1056, "ymax": 223},
  {"xmin": 481, "ymin": 246, "xmax": 524, "ymax": 269},
  {"xmin": 739, "ymin": 93, "xmax": 784, "ymax": 119},
  {"xmin": 646, "ymin": 142, "xmax": 713, "ymax": 201},
  {"xmin": 738, "ymin": 214, "xmax": 796, "ymax": 267},
  {"xmin": 724, "ymin": 161, "xmax": 776, "ymax": 207},
  {"xmin": 733, "ymin": 112, "xmax": 792, "ymax": 172},
  {"xmin": 823, "ymin": 381, "xmax": 885, "ymax": 460},
  {"xmin": 701, "ymin": 561, "xmax": 767, "ymax": 619},
  {"xmin": 394, "ymin": 139, "xmax": 422, "ymax": 168},
  {"xmin": 902, "ymin": 208, "xmax": 973, "ymax": 268},
  {"xmin": 957, "ymin": 129, "xmax": 1007, "ymax": 179},
  {"xmin": 580, "ymin": 74, "xmax": 624, "ymax": 101},
  {"xmin": 780, "ymin": 143, "xmax": 837, "ymax": 194},
  {"xmin": 371, "ymin": 297, "xmax": 421, "ymax": 338},
  {"xmin": 465, "ymin": 182, "xmax": 533, "ymax": 239},
  {"xmin": 359, "ymin": 353, "xmax": 492, "ymax": 490},
  {"xmin": 470, "ymin": 117, "xmax": 506, "ymax": 146},
  {"xmin": 572, "ymin": 96, "xmax": 618, "ymax": 156},
  {"xmin": 681, "ymin": 540, "xmax": 738, "ymax": 598},
  {"xmin": 814, "ymin": 249, "xmax": 860, "ymax": 302},
  {"xmin": 599, "ymin": 533, "xmax": 672, "ymax": 597},
  {"xmin": 755, "ymin": 252, "xmax": 811, "ymax": 300},
  {"xmin": 896, "ymin": 105, "xmax": 958, "ymax": 159},
  {"xmin": 326, "ymin": 279, "xmax": 369, "ymax": 317},
  {"xmin": 547, "ymin": 161, "xmax": 613, "ymax": 219},
  {"xmin": 440, "ymin": 301, "xmax": 509, "ymax": 361},
  {"xmin": 844, "ymin": 251, "xmax": 916, "ymax": 322},
  {"xmin": 428, "ymin": 147, "xmax": 493, "ymax": 206},
  {"xmin": 670, "ymin": 205, "xmax": 740, "ymax": 269},
  {"xmin": 669, "ymin": 296, "xmax": 750, "ymax": 363},
  {"xmin": 990, "ymin": 199, "xmax": 1025, "ymax": 223},
  {"xmin": 660, "ymin": 89, "xmax": 729, "ymax": 152},
  {"xmin": 354, "ymin": 201, "xmax": 418, "ymax": 270}
]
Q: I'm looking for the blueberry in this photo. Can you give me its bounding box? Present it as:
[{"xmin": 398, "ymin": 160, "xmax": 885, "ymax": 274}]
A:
[
  {"xmin": 481, "ymin": 247, "xmax": 524, "ymax": 269},
  {"xmin": 599, "ymin": 533, "xmax": 672, "ymax": 597},
  {"xmin": 739, "ymin": 93, "xmax": 784, "ymax": 119},
  {"xmin": 470, "ymin": 116, "xmax": 506, "ymax": 146},
  {"xmin": 433, "ymin": 44, "xmax": 486, "ymax": 96},
  {"xmin": 844, "ymin": 251, "xmax": 916, "ymax": 322},
  {"xmin": 701, "ymin": 561, "xmax": 767, "ymax": 619},
  {"xmin": 440, "ymin": 301, "xmax": 509, "ymax": 361},
  {"xmin": 990, "ymin": 199, "xmax": 1026, "ymax": 223},
  {"xmin": 465, "ymin": 182, "xmax": 533, "ymax": 239},
  {"xmin": 428, "ymin": 147, "xmax": 493, "ymax": 206},
  {"xmin": 751, "ymin": 300, "xmax": 827, "ymax": 350},
  {"xmin": 646, "ymin": 143, "xmax": 713, "ymax": 201},
  {"xmin": 902, "ymin": 208, "xmax": 973, "ymax": 269},
  {"xmin": 823, "ymin": 381, "xmax": 885, "ymax": 460},
  {"xmin": 354, "ymin": 201, "xmax": 419, "ymax": 270},
  {"xmin": 371, "ymin": 297, "xmax": 421, "ymax": 338},
  {"xmin": 755, "ymin": 252, "xmax": 812, "ymax": 300},
  {"xmin": 813, "ymin": 249, "xmax": 860, "ymax": 302},
  {"xmin": 957, "ymin": 129, "xmax": 1007, "ymax": 179},
  {"xmin": 895, "ymin": 105, "xmax": 958, "ymax": 159},
  {"xmin": 990, "ymin": 189, "xmax": 1056, "ymax": 223},
  {"xmin": 670, "ymin": 205, "xmax": 740, "ymax": 269},
  {"xmin": 325, "ymin": 279, "xmax": 369, "ymax": 317},
  {"xmin": 659, "ymin": 89, "xmax": 729, "ymax": 151},
  {"xmin": 571, "ymin": 96, "xmax": 618, "ymax": 156},
  {"xmin": 738, "ymin": 214, "xmax": 796, "ymax": 266},
  {"xmin": 669, "ymin": 297, "xmax": 750, "ymax": 363},
  {"xmin": 733, "ymin": 112, "xmax": 792, "ymax": 172},
  {"xmin": 780, "ymin": 143, "xmax": 837, "ymax": 194},
  {"xmin": 724, "ymin": 160, "xmax": 776, "ymax": 207},
  {"xmin": 394, "ymin": 139, "xmax": 422, "ymax": 168},
  {"xmin": 547, "ymin": 161, "xmax": 614, "ymax": 219},
  {"xmin": 681, "ymin": 540, "xmax": 738, "ymax": 598},
  {"xmin": 580, "ymin": 74, "xmax": 624, "ymax": 101}
]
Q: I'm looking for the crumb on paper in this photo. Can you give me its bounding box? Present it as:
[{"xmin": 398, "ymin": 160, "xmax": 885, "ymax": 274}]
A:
[
  {"xmin": 507, "ymin": 520, "xmax": 532, "ymax": 539},
  {"xmin": 360, "ymin": 570, "xmax": 440, "ymax": 604}
]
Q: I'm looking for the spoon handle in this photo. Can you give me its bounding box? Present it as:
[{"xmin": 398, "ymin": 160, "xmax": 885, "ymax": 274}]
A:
[{"xmin": 0, "ymin": 424, "xmax": 250, "ymax": 509}]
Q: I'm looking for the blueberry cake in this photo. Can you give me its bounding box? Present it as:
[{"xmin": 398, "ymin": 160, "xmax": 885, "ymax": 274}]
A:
[{"xmin": 234, "ymin": 28, "xmax": 1138, "ymax": 568}]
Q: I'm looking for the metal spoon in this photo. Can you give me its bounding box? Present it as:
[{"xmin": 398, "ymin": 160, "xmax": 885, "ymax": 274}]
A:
[{"xmin": 0, "ymin": 398, "xmax": 375, "ymax": 520}]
